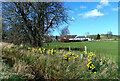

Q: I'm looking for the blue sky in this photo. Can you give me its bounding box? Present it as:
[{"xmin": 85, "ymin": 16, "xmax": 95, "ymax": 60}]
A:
[{"xmin": 53, "ymin": 1, "xmax": 118, "ymax": 36}]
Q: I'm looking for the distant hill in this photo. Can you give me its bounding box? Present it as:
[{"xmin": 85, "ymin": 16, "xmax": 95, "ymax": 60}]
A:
[{"xmin": 87, "ymin": 35, "xmax": 118, "ymax": 39}]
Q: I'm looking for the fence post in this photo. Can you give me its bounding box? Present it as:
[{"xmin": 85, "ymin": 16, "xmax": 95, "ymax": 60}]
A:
[
  {"xmin": 85, "ymin": 46, "xmax": 87, "ymax": 53},
  {"xmin": 81, "ymin": 54, "xmax": 83, "ymax": 59},
  {"xmin": 69, "ymin": 46, "xmax": 71, "ymax": 51}
]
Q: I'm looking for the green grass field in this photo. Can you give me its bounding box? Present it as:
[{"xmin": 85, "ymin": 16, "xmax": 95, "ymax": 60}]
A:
[{"xmin": 44, "ymin": 40, "xmax": 118, "ymax": 64}]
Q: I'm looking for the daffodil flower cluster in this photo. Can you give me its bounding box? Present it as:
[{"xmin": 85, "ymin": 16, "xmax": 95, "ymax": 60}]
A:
[
  {"xmin": 63, "ymin": 51, "xmax": 81, "ymax": 62},
  {"xmin": 100, "ymin": 59, "xmax": 108, "ymax": 65},
  {"xmin": 27, "ymin": 47, "xmax": 56, "ymax": 55},
  {"xmin": 28, "ymin": 47, "xmax": 46, "ymax": 54},
  {"xmin": 73, "ymin": 55, "xmax": 79, "ymax": 61},
  {"xmin": 84, "ymin": 52, "xmax": 97, "ymax": 73},
  {"xmin": 63, "ymin": 51, "xmax": 74, "ymax": 61},
  {"xmin": 84, "ymin": 51, "xmax": 108, "ymax": 73},
  {"xmin": 47, "ymin": 49, "xmax": 56, "ymax": 55},
  {"xmin": 87, "ymin": 61, "xmax": 97, "ymax": 73},
  {"xmin": 28, "ymin": 47, "xmax": 108, "ymax": 74}
]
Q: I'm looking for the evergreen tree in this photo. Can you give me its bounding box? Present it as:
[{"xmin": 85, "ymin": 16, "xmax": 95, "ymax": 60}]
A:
[{"xmin": 97, "ymin": 33, "xmax": 100, "ymax": 39}]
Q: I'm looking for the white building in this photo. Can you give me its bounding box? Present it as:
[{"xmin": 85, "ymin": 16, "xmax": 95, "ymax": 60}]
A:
[{"xmin": 69, "ymin": 35, "xmax": 94, "ymax": 41}]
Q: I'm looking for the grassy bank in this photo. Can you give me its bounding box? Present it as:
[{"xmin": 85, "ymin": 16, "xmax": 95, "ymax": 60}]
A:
[
  {"xmin": 2, "ymin": 42, "xmax": 119, "ymax": 80},
  {"xmin": 0, "ymin": 62, "xmax": 30, "ymax": 80}
]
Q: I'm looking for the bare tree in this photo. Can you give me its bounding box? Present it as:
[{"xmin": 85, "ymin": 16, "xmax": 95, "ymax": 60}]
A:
[
  {"xmin": 107, "ymin": 31, "xmax": 112, "ymax": 35},
  {"xmin": 2, "ymin": 2, "xmax": 69, "ymax": 46},
  {"xmin": 107, "ymin": 31, "xmax": 112, "ymax": 39},
  {"xmin": 60, "ymin": 26, "xmax": 70, "ymax": 38},
  {"xmin": 85, "ymin": 32, "xmax": 90, "ymax": 36}
]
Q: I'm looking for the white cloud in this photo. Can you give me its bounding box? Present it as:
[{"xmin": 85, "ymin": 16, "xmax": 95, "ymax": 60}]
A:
[
  {"xmin": 80, "ymin": 6, "xmax": 87, "ymax": 9},
  {"xmin": 111, "ymin": 7, "xmax": 118, "ymax": 11},
  {"xmin": 96, "ymin": 0, "xmax": 109, "ymax": 9},
  {"xmin": 84, "ymin": 9, "xmax": 104, "ymax": 18},
  {"xmin": 96, "ymin": 5, "xmax": 103, "ymax": 9},
  {"xmin": 78, "ymin": 9, "xmax": 104, "ymax": 18},
  {"xmin": 71, "ymin": 17, "xmax": 75, "ymax": 21},
  {"xmin": 100, "ymin": 0, "xmax": 109, "ymax": 6}
]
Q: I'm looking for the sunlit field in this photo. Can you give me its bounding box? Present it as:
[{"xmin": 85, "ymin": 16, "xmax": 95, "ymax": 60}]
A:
[{"xmin": 44, "ymin": 40, "xmax": 118, "ymax": 64}]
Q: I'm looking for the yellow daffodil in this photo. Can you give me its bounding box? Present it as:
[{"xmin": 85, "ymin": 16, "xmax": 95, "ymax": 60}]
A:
[
  {"xmin": 28, "ymin": 47, "xmax": 31, "ymax": 50},
  {"xmin": 90, "ymin": 58, "xmax": 92, "ymax": 61},
  {"xmin": 90, "ymin": 66, "xmax": 92, "ymax": 68},
  {"xmin": 88, "ymin": 61, "xmax": 92, "ymax": 64},
  {"xmin": 48, "ymin": 49, "xmax": 50, "ymax": 52},
  {"xmin": 91, "ymin": 64, "xmax": 93, "ymax": 66},
  {"xmin": 35, "ymin": 49, "xmax": 37, "ymax": 52},
  {"xmin": 39, "ymin": 48, "xmax": 41, "ymax": 51},
  {"xmin": 91, "ymin": 65, "xmax": 95, "ymax": 69},
  {"xmin": 94, "ymin": 72, "xmax": 96, "ymax": 74},
  {"xmin": 43, "ymin": 48, "xmax": 45, "ymax": 52},
  {"xmin": 65, "ymin": 55, "xmax": 67, "ymax": 57},
  {"xmin": 32, "ymin": 49, "xmax": 35, "ymax": 52},
  {"xmin": 87, "ymin": 64, "xmax": 89, "ymax": 67},
  {"xmin": 77, "ymin": 55, "xmax": 79, "ymax": 57},
  {"xmin": 54, "ymin": 50, "xmax": 56, "ymax": 52},
  {"xmin": 72, "ymin": 53, "xmax": 74, "ymax": 55},
  {"xmin": 100, "ymin": 62, "xmax": 102, "ymax": 64},
  {"xmin": 73, "ymin": 56, "xmax": 76, "ymax": 59},
  {"xmin": 93, "ymin": 67, "xmax": 95, "ymax": 69},
  {"xmin": 64, "ymin": 57, "xmax": 67, "ymax": 59},
  {"xmin": 88, "ymin": 59, "xmax": 90, "ymax": 62},
  {"xmin": 51, "ymin": 49, "xmax": 54, "ymax": 55},
  {"xmin": 40, "ymin": 50, "xmax": 42, "ymax": 54}
]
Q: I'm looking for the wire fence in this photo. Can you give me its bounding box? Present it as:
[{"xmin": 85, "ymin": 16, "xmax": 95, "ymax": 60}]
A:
[{"xmin": 43, "ymin": 42, "xmax": 118, "ymax": 61}]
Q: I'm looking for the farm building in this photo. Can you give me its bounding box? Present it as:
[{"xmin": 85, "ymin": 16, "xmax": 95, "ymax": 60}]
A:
[
  {"xmin": 71, "ymin": 35, "xmax": 94, "ymax": 41},
  {"xmin": 49, "ymin": 35, "xmax": 95, "ymax": 42},
  {"xmin": 60, "ymin": 35, "xmax": 77, "ymax": 42},
  {"xmin": 61, "ymin": 35, "xmax": 94, "ymax": 42}
]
